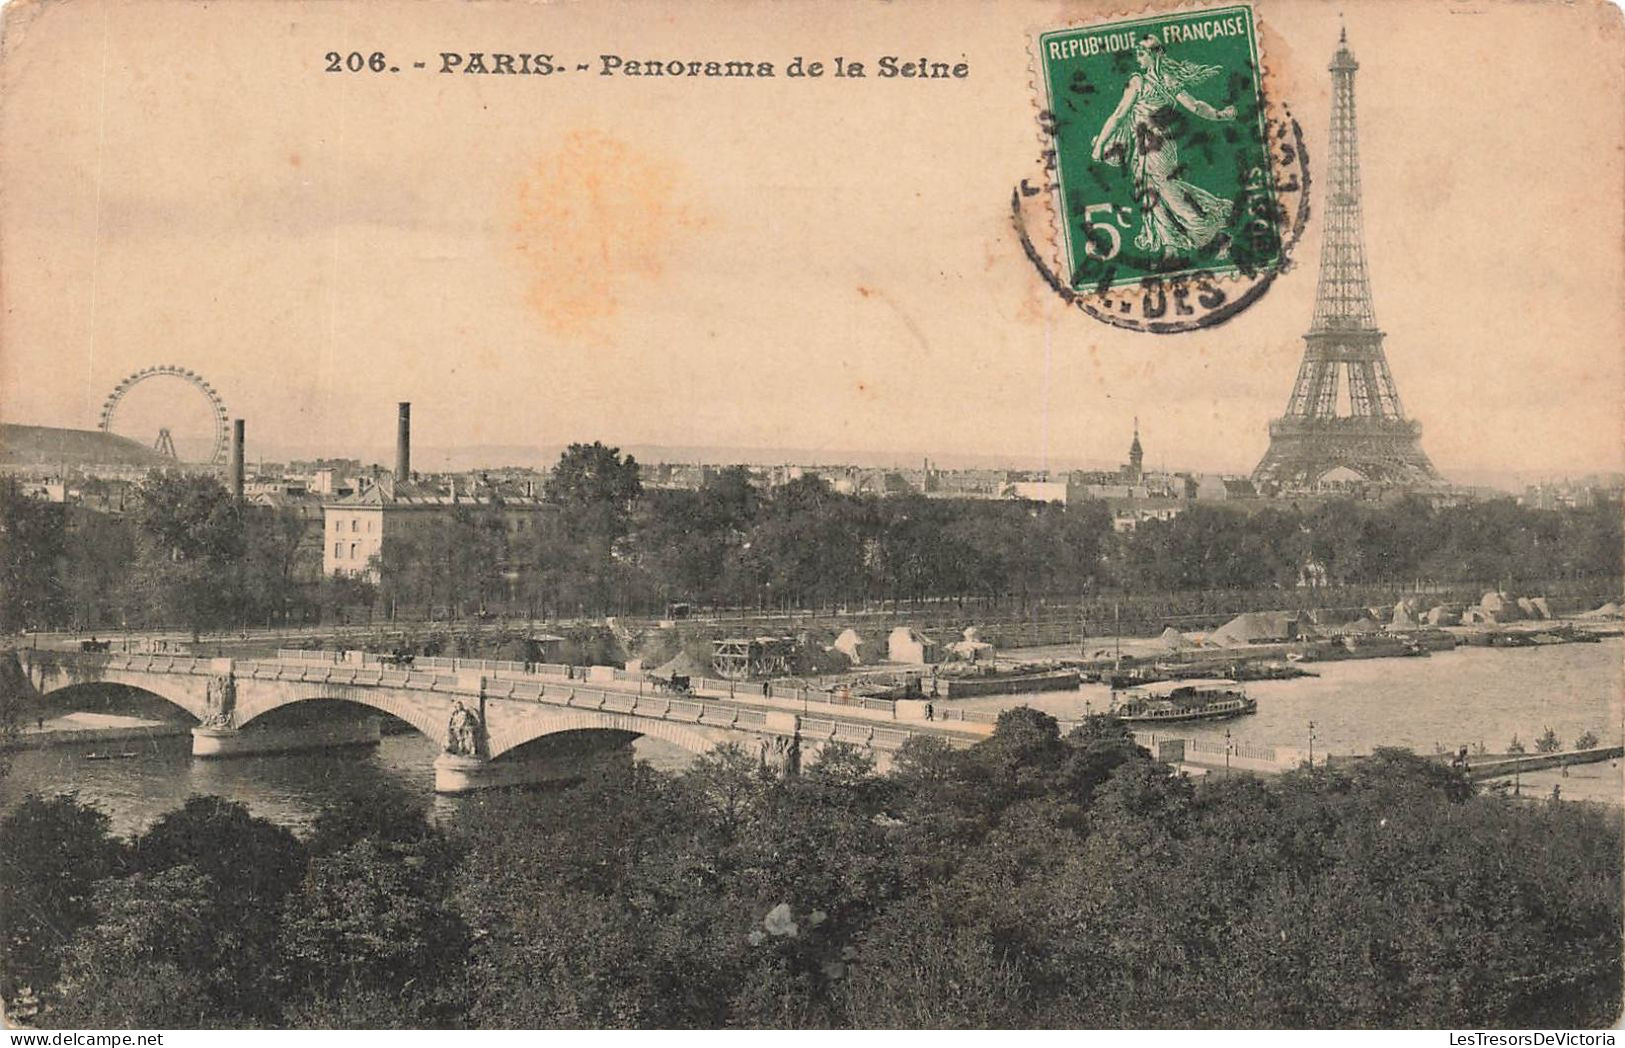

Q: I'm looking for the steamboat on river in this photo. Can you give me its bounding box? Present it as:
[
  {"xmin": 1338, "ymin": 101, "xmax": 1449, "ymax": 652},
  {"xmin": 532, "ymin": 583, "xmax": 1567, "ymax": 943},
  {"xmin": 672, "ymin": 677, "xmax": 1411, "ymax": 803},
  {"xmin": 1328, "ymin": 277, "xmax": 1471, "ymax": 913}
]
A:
[{"xmin": 1109, "ymin": 678, "xmax": 1257, "ymax": 725}]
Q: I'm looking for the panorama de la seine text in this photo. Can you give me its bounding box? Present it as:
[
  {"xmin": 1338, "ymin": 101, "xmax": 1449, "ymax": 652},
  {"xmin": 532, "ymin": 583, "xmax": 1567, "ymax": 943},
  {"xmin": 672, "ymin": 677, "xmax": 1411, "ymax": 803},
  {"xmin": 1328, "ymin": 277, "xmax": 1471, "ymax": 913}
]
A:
[{"xmin": 322, "ymin": 50, "xmax": 969, "ymax": 79}]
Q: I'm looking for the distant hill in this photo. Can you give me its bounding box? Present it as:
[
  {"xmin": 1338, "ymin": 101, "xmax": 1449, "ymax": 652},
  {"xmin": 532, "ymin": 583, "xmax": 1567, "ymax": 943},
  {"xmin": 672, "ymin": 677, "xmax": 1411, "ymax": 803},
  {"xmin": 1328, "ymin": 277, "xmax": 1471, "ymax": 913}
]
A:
[{"xmin": 0, "ymin": 423, "xmax": 173, "ymax": 468}]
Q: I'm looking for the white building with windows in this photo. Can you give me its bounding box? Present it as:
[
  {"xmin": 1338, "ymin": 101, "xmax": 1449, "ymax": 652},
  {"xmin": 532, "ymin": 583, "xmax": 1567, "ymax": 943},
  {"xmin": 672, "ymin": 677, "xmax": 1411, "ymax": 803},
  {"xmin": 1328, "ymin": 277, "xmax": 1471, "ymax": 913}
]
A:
[{"xmin": 322, "ymin": 475, "xmax": 548, "ymax": 580}]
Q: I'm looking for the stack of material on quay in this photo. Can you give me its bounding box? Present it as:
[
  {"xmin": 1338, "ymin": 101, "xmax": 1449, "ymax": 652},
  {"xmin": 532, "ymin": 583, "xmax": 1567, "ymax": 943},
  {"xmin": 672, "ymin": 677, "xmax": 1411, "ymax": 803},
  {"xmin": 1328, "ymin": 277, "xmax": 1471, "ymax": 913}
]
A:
[
  {"xmin": 1335, "ymin": 616, "xmax": 1382, "ymax": 635},
  {"xmin": 1209, "ymin": 610, "xmax": 1302, "ymax": 647},
  {"xmin": 802, "ymin": 636, "xmax": 858, "ymax": 676},
  {"xmin": 1463, "ymin": 590, "xmax": 1553, "ymax": 625},
  {"xmin": 1578, "ymin": 601, "xmax": 1623, "ymax": 620},
  {"xmin": 1153, "ymin": 626, "xmax": 1206, "ymax": 650},
  {"xmin": 832, "ymin": 628, "xmax": 875, "ymax": 665},
  {"xmin": 1520, "ymin": 596, "xmax": 1553, "ymax": 619},
  {"xmin": 1389, "ymin": 598, "xmax": 1425, "ymax": 629},
  {"xmin": 888, "ymin": 627, "xmax": 940, "ymax": 665},
  {"xmin": 1306, "ymin": 606, "xmax": 1379, "ymax": 630},
  {"xmin": 945, "ymin": 626, "xmax": 995, "ymax": 663},
  {"xmin": 1424, "ymin": 604, "xmax": 1463, "ymax": 626}
]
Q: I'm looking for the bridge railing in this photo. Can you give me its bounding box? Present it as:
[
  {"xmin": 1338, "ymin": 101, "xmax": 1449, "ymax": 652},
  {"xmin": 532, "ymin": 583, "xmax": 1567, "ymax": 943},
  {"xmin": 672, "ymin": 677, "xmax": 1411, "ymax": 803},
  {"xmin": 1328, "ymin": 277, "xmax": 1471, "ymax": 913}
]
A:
[
  {"xmin": 270, "ymin": 648, "xmax": 910, "ymax": 714},
  {"xmin": 277, "ymin": 649, "xmax": 343, "ymax": 665},
  {"xmin": 800, "ymin": 717, "xmax": 837, "ymax": 738},
  {"xmin": 734, "ymin": 709, "xmax": 770, "ymax": 729},
  {"xmin": 478, "ymin": 680, "xmax": 932, "ymax": 750},
  {"xmin": 1184, "ymin": 736, "xmax": 1278, "ymax": 762},
  {"xmin": 935, "ymin": 708, "xmax": 1001, "ymax": 725},
  {"xmin": 245, "ymin": 660, "xmax": 461, "ymax": 691},
  {"xmin": 266, "ymin": 650, "xmax": 918, "ymax": 720},
  {"xmin": 94, "ymin": 653, "xmax": 216, "ymax": 675},
  {"xmin": 871, "ymin": 727, "xmax": 914, "ymax": 749},
  {"xmin": 833, "ymin": 722, "xmax": 876, "ymax": 745}
]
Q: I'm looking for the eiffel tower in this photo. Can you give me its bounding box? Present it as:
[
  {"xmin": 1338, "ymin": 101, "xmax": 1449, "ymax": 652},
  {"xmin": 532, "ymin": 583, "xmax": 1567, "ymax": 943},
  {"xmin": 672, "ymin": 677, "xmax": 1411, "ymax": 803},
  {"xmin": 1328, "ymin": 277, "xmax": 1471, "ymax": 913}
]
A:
[{"xmin": 1253, "ymin": 29, "xmax": 1440, "ymax": 491}]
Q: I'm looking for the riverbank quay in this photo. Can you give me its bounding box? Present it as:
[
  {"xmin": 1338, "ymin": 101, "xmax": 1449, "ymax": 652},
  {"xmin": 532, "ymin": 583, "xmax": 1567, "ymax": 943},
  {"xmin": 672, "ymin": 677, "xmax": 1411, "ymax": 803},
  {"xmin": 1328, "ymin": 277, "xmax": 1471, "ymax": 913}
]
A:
[
  {"xmin": 4, "ymin": 712, "xmax": 192, "ymax": 752},
  {"xmin": 1455, "ymin": 745, "xmax": 1624, "ymax": 782},
  {"xmin": 11, "ymin": 574, "xmax": 1617, "ymax": 656},
  {"xmin": 1484, "ymin": 761, "xmax": 1625, "ymax": 806},
  {"xmin": 1005, "ymin": 616, "xmax": 1620, "ymax": 668},
  {"xmin": 1163, "ymin": 743, "xmax": 1625, "ymax": 784}
]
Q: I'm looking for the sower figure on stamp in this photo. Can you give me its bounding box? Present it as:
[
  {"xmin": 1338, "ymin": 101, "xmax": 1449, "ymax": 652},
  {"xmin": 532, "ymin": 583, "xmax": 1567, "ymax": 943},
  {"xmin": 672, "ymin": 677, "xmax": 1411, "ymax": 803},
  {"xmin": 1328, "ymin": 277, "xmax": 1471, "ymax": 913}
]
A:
[{"xmin": 1091, "ymin": 36, "xmax": 1237, "ymax": 258}]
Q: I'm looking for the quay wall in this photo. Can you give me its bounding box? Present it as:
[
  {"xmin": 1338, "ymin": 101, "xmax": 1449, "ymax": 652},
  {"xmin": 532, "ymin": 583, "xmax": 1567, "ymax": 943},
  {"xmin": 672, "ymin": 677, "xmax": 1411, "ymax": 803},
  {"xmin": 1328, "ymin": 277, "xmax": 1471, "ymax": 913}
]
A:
[
  {"xmin": 4, "ymin": 723, "xmax": 192, "ymax": 752},
  {"xmin": 943, "ymin": 671, "xmax": 1081, "ymax": 699},
  {"xmin": 1465, "ymin": 746, "xmax": 1624, "ymax": 781}
]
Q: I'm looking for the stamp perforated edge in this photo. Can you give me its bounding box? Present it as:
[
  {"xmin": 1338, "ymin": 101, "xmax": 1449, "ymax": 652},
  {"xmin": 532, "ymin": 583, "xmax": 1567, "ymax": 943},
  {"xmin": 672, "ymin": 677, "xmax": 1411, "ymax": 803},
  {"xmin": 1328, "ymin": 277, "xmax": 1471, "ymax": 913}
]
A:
[{"xmin": 1021, "ymin": 0, "xmax": 1285, "ymax": 297}]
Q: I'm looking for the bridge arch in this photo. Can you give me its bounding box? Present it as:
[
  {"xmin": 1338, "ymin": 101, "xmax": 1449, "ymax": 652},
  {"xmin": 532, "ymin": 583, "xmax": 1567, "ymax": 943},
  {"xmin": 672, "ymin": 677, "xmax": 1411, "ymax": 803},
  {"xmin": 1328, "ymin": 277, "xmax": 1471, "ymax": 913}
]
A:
[
  {"xmin": 33, "ymin": 671, "xmax": 212, "ymax": 723},
  {"xmin": 33, "ymin": 680, "xmax": 204, "ymax": 725},
  {"xmin": 237, "ymin": 695, "xmax": 429, "ymax": 737},
  {"xmin": 234, "ymin": 690, "xmax": 447, "ymax": 745},
  {"xmin": 485, "ymin": 709, "xmax": 723, "ymax": 761}
]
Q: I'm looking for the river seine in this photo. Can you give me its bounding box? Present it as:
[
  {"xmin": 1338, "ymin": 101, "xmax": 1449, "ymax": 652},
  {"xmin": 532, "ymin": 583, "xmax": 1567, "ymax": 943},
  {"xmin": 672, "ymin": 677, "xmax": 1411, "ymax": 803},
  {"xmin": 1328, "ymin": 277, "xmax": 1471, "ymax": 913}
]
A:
[
  {"xmin": 964, "ymin": 637, "xmax": 1623, "ymax": 759},
  {"xmin": 3, "ymin": 639, "xmax": 1619, "ymax": 837}
]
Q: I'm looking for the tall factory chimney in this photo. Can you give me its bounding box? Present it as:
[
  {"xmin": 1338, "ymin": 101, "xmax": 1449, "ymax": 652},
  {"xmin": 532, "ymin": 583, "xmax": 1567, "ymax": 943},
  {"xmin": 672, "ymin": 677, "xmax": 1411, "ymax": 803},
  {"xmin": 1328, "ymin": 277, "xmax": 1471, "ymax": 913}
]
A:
[
  {"xmin": 229, "ymin": 419, "xmax": 245, "ymax": 497},
  {"xmin": 396, "ymin": 402, "xmax": 411, "ymax": 482}
]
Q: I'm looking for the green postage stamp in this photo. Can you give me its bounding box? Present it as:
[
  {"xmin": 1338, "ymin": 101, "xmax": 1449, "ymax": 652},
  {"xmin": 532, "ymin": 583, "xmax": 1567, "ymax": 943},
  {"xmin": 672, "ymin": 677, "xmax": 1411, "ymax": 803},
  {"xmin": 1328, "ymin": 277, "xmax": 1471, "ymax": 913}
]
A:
[{"xmin": 1034, "ymin": 5, "xmax": 1281, "ymax": 294}]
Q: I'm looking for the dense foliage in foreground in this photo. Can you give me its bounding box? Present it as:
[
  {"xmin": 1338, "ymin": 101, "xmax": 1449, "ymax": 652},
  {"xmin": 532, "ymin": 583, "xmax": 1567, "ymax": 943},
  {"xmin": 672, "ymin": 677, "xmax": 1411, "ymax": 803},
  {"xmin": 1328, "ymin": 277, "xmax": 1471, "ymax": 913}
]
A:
[{"xmin": 2, "ymin": 713, "xmax": 1620, "ymax": 1029}]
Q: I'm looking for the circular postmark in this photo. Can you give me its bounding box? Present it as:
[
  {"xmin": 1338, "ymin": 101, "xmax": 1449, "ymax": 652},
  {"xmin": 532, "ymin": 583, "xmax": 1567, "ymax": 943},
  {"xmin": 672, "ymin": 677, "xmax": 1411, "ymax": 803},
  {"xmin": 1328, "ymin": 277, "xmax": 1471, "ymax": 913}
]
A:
[{"xmin": 1022, "ymin": 10, "xmax": 1310, "ymax": 333}]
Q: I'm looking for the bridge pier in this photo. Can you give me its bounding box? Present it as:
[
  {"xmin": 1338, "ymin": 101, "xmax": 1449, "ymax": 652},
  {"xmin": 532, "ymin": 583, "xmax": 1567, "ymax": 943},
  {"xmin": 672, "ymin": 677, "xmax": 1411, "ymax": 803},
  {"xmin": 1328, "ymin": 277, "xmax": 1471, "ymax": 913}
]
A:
[
  {"xmin": 433, "ymin": 753, "xmax": 543, "ymax": 793},
  {"xmin": 434, "ymin": 729, "xmax": 642, "ymax": 793},
  {"xmin": 433, "ymin": 748, "xmax": 641, "ymax": 794},
  {"xmin": 191, "ymin": 716, "xmax": 383, "ymax": 759}
]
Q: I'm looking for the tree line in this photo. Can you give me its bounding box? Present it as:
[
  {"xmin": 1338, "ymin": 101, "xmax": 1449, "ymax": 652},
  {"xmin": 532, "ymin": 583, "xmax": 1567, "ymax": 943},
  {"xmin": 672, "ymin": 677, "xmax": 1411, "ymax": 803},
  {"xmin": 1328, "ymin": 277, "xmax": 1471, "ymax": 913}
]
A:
[
  {"xmin": 0, "ymin": 445, "xmax": 1619, "ymax": 632},
  {"xmin": 2, "ymin": 717, "xmax": 1619, "ymax": 1028}
]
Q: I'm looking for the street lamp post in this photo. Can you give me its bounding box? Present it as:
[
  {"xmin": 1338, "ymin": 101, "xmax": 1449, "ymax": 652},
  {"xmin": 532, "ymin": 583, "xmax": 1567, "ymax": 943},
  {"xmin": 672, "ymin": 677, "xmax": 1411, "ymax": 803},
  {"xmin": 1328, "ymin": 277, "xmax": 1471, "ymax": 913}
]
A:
[
  {"xmin": 1224, "ymin": 728, "xmax": 1232, "ymax": 778},
  {"xmin": 1307, "ymin": 720, "xmax": 1317, "ymax": 769}
]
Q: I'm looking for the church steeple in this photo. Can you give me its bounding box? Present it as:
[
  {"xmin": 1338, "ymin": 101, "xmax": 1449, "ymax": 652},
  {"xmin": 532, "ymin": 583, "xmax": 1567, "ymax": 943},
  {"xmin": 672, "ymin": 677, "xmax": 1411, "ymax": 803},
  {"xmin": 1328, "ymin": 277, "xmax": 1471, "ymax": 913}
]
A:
[{"xmin": 1125, "ymin": 418, "xmax": 1144, "ymax": 483}]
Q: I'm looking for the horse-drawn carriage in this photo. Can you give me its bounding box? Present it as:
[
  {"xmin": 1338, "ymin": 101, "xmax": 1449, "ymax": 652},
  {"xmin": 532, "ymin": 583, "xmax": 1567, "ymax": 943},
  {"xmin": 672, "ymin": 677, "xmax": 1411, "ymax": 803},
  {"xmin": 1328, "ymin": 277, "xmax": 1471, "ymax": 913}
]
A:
[{"xmin": 648, "ymin": 673, "xmax": 693, "ymax": 696}]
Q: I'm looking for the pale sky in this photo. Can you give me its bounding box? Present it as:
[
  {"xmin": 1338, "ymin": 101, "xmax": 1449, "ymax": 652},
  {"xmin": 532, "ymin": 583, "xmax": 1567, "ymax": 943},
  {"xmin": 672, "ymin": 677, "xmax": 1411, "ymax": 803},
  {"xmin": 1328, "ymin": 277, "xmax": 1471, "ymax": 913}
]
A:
[{"xmin": 3, "ymin": 0, "xmax": 1622, "ymax": 478}]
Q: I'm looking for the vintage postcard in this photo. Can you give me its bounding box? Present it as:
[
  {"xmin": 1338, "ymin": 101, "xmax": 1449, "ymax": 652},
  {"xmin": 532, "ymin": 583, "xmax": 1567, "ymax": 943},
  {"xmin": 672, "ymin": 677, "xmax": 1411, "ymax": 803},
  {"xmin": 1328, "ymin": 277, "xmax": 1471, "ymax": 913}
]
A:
[{"xmin": 1, "ymin": 0, "xmax": 1622, "ymax": 1035}]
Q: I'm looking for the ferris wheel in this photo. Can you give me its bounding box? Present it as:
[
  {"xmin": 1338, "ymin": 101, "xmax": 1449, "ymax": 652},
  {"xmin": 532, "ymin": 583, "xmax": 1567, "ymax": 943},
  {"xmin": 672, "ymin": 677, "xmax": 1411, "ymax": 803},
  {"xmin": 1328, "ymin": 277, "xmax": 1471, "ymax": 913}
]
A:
[{"xmin": 98, "ymin": 365, "xmax": 231, "ymax": 466}]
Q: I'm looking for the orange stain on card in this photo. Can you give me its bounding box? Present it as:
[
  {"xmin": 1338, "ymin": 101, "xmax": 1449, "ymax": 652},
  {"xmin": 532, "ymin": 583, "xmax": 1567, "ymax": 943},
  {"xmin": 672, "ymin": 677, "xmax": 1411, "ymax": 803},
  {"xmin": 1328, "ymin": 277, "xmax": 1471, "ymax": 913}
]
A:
[{"xmin": 512, "ymin": 130, "xmax": 699, "ymax": 338}]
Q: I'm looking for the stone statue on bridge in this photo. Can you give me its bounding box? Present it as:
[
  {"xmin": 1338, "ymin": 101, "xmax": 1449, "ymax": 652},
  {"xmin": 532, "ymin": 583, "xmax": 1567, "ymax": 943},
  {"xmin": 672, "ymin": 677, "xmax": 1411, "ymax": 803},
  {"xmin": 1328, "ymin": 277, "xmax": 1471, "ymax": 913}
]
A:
[
  {"xmin": 202, "ymin": 674, "xmax": 237, "ymax": 729},
  {"xmin": 445, "ymin": 701, "xmax": 483, "ymax": 757},
  {"xmin": 758, "ymin": 734, "xmax": 800, "ymax": 776}
]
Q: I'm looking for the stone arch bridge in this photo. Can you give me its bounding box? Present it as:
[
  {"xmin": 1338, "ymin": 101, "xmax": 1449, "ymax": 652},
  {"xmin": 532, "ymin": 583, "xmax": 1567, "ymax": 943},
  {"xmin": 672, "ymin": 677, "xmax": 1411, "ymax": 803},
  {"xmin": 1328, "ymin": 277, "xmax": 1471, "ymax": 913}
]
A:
[{"xmin": 14, "ymin": 651, "xmax": 976, "ymax": 792}]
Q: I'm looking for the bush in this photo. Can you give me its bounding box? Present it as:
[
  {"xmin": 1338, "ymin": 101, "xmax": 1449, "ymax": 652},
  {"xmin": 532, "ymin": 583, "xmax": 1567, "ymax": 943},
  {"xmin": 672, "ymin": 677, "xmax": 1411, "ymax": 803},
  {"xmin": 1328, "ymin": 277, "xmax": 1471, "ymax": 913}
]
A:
[{"xmin": 0, "ymin": 794, "xmax": 123, "ymax": 1006}]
